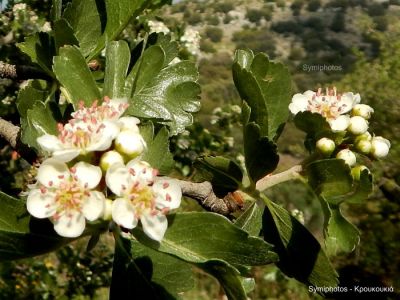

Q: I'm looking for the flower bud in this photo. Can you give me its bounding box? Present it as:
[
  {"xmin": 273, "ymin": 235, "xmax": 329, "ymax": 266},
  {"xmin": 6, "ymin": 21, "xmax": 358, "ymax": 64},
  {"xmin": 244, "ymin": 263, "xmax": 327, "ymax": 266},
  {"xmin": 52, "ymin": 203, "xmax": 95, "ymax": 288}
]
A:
[
  {"xmin": 100, "ymin": 150, "xmax": 124, "ymax": 171},
  {"xmin": 371, "ymin": 136, "xmax": 390, "ymax": 159},
  {"xmin": 355, "ymin": 131, "xmax": 372, "ymax": 142},
  {"xmin": 348, "ymin": 116, "xmax": 369, "ymax": 135},
  {"xmin": 115, "ymin": 131, "xmax": 146, "ymax": 158},
  {"xmin": 316, "ymin": 137, "xmax": 335, "ymax": 156},
  {"xmin": 352, "ymin": 104, "xmax": 374, "ymax": 119},
  {"xmin": 102, "ymin": 199, "xmax": 113, "ymax": 220},
  {"xmin": 351, "ymin": 165, "xmax": 369, "ymax": 181},
  {"xmin": 336, "ymin": 149, "xmax": 357, "ymax": 166},
  {"xmin": 354, "ymin": 139, "xmax": 372, "ymax": 154}
]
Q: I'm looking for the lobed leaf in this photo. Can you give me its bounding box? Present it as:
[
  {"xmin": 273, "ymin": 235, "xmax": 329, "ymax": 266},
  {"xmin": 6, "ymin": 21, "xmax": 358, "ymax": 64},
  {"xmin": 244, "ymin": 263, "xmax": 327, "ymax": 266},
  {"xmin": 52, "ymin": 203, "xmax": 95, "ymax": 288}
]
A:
[{"xmin": 234, "ymin": 201, "xmax": 263, "ymax": 237}]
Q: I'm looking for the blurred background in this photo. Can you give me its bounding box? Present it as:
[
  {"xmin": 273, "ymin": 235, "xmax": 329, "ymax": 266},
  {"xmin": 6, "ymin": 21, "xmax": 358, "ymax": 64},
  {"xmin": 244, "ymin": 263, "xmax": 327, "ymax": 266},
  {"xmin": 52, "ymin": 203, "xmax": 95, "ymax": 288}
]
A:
[{"xmin": 0, "ymin": 0, "xmax": 399, "ymax": 299}]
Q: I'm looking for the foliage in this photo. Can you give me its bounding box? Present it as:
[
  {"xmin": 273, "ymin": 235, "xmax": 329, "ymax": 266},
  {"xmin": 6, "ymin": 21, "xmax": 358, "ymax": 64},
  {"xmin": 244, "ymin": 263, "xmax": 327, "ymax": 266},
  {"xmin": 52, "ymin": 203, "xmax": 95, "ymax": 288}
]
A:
[{"xmin": 0, "ymin": 0, "xmax": 397, "ymax": 299}]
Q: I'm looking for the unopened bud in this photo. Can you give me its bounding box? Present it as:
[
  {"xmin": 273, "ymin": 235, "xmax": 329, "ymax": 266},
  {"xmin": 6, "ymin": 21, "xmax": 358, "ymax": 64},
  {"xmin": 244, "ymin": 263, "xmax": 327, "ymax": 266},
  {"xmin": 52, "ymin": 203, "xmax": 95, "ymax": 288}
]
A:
[
  {"xmin": 118, "ymin": 116, "xmax": 140, "ymax": 132},
  {"xmin": 316, "ymin": 137, "xmax": 335, "ymax": 156},
  {"xmin": 354, "ymin": 139, "xmax": 372, "ymax": 154},
  {"xmin": 351, "ymin": 165, "xmax": 369, "ymax": 181},
  {"xmin": 115, "ymin": 130, "xmax": 146, "ymax": 158},
  {"xmin": 102, "ymin": 199, "xmax": 113, "ymax": 220},
  {"xmin": 336, "ymin": 149, "xmax": 357, "ymax": 166},
  {"xmin": 100, "ymin": 150, "xmax": 124, "ymax": 171},
  {"xmin": 371, "ymin": 136, "xmax": 390, "ymax": 159},
  {"xmin": 355, "ymin": 131, "xmax": 372, "ymax": 142},
  {"xmin": 348, "ymin": 116, "xmax": 369, "ymax": 135},
  {"xmin": 352, "ymin": 104, "xmax": 374, "ymax": 119}
]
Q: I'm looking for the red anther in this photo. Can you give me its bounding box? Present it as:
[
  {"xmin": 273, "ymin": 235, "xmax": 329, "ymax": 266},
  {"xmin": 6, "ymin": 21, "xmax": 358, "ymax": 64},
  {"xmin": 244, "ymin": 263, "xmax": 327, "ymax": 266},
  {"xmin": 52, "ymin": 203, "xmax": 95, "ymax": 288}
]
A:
[
  {"xmin": 162, "ymin": 182, "xmax": 169, "ymax": 189},
  {"xmin": 70, "ymin": 167, "xmax": 77, "ymax": 173},
  {"xmin": 129, "ymin": 168, "xmax": 136, "ymax": 176},
  {"xmin": 104, "ymin": 96, "xmax": 110, "ymax": 102},
  {"xmin": 40, "ymin": 186, "xmax": 47, "ymax": 194},
  {"xmin": 57, "ymin": 123, "xmax": 64, "ymax": 132},
  {"xmin": 152, "ymin": 169, "xmax": 159, "ymax": 177},
  {"xmin": 48, "ymin": 181, "xmax": 53, "ymax": 187},
  {"xmin": 58, "ymin": 175, "xmax": 65, "ymax": 179},
  {"xmin": 162, "ymin": 207, "xmax": 170, "ymax": 215},
  {"xmin": 150, "ymin": 210, "xmax": 158, "ymax": 216},
  {"xmin": 121, "ymin": 184, "xmax": 127, "ymax": 190},
  {"xmin": 166, "ymin": 193, "xmax": 172, "ymax": 202},
  {"xmin": 78, "ymin": 100, "xmax": 85, "ymax": 109},
  {"xmin": 142, "ymin": 168, "xmax": 147, "ymax": 174}
]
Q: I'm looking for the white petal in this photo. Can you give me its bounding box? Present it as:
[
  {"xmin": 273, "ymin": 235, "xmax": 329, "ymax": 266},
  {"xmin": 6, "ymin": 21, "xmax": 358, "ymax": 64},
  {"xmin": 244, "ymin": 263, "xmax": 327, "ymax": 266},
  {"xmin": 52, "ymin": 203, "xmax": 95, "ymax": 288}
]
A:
[
  {"xmin": 340, "ymin": 93, "xmax": 357, "ymax": 113},
  {"xmin": 74, "ymin": 162, "xmax": 102, "ymax": 189},
  {"xmin": 329, "ymin": 115, "xmax": 350, "ymax": 132},
  {"xmin": 141, "ymin": 211, "xmax": 168, "ymax": 242},
  {"xmin": 153, "ymin": 178, "xmax": 182, "ymax": 210},
  {"xmin": 106, "ymin": 163, "xmax": 132, "ymax": 196},
  {"xmin": 52, "ymin": 149, "xmax": 81, "ymax": 162},
  {"xmin": 112, "ymin": 198, "xmax": 138, "ymax": 229},
  {"xmin": 37, "ymin": 159, "xmax": 70, "ymax": 188},
  {"xmin": 87, "ymin": 121, "xmax": 119, "ymax": 152},
  {"xmin": 37, "ymin": 135, "xmax": 64, "ymax": 152},
  {"xmin": 53, "ymin": 211, "xmax": 85, "ymax": 238},
  {"xmin": 27, "ymin": 189, "xmax": 56, "ymax": 218},
  {"xmin": 303, "ymin": 90, "xmax": 315, "ymax": 98},
  {"xmin": 289, "ymin": 94, "xmax": 308, "ymax": 114},
  {"xmin": 126, "ymin": 160, "xmax": 154, "ymax": 185},
  {"xmin": 82, "ymin": 191, "xmax": 105, "ymax": 221},
  {"xmin": 108, "ymin": 98, "xmax": 128, "ymax": 115}
]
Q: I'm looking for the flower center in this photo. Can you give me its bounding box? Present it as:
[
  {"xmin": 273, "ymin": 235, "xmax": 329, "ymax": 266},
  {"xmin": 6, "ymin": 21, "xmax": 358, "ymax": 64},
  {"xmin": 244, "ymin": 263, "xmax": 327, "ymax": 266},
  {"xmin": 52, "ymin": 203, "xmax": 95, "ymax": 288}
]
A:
[
  {"xmin": 307, "ymin": 88, "xmax": 347, "ymax": 120},
  {"xmin": 127, "ymin": 183, "xmax": 156, "ymax": 216},
  {"xmin": 43, "ymin": 174, "xmax": 88, "ymax": 220}
]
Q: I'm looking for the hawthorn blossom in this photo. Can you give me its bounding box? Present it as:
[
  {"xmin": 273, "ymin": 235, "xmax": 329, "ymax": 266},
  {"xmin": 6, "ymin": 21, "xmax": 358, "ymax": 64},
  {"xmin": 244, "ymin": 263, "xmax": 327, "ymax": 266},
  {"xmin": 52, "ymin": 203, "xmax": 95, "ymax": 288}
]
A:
[
  {"xmin": 371, "ymin": 136, "xmax": 390, "ymax": 158},
  {"xmin": 106, "ymin": 160, "xmax": 182, "ymax": 241},
  {"xmin": 148, "ymin": 20, "xmax": 170, "ymax": 34},
  {"xmin": 336, "ymin": 149, "xmax": 357, "ymax": 166},
  {"xmin": 37, "ymin": 98, "xmax": 129, "ymax": 162},
  {"xmin": 289, "ymin": 88, "xmax": 360, "ymax": 131},
  {"xmin": 27, "ymin": 159, "xmax": 105, "ymax": 238}
]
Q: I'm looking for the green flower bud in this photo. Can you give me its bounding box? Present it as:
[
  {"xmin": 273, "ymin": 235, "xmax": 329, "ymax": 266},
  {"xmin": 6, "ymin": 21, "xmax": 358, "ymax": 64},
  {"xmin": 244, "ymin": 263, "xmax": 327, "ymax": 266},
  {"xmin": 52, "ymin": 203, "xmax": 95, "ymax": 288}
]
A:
[
  {"xmin": 355, "ymin": 139, "xmax": 372, "ymax": 154},
  {"xmin": 115, "ymin": 130, "xmax": 146, "ymax": 158},
  {"xmin": 351, "ymin": 165, "xmax": 369, "ymax": 181},
  {"xmin": 102, "ymin": 199, "xmax": 113, "ymax": 220},
  {"xmin": 336, "ymin": 149, "xmax": 357, "ymax": 166},
  {"xmin": 371, "ymin": 136, "xmax": 390, "ymax": 159},
  {"xmin": 100, "ymin": 150, "xmax": 124, "ymax": 171},
  {"xmin": 316, "ymin": 137, "xmax": 335, "ymax": 156},
  {"xmin": 348, "ymin": 116, "xmax": 369, "ymax": 135},
  {"xmin": 352, "ymin": 104, "xmax": 374, "ymax": 119}
]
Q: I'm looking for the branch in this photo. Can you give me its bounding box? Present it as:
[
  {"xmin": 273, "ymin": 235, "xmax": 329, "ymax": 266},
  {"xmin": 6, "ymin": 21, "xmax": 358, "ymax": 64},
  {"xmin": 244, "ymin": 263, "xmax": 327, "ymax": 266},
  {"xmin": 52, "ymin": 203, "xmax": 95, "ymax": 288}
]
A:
[
  {"xmin": 256, "ymin": 165, "xmax": 303, "ymax": 191},
  {"xmin": 0, "ymin": 118, "xmax": 19, "ymax": 148},
  {"xmin": 177, "ymin": 180, "xmax": 243, "ymax": 216},
  {"xmin": 0, "ymin": 61, "xmax": 51, "ymax": 80}
]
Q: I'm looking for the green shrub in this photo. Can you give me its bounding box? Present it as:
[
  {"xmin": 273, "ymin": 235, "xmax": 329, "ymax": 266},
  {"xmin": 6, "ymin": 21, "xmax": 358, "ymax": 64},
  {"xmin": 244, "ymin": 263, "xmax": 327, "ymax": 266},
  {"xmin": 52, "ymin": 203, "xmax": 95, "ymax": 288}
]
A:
[
  {"xmin": 246, "ymin": 9, "xmax": 264, "ymax": 24},
  {"xmin": 205, "ymin": 26, "xmax": 223, "ymax": 43},
  {"xmin": 205, "ymin": 15, "xmax": 220, "ymax": 25},
  {"xmin": 307, "ymin": 0, "xmax": 321, "ymax": 12},
  {"xmin": 187, "ymin": 12, "xmax": 202, "ymax": 25},
  {"xmin": 200, "ymin": 39, "xmax": 216, "ymax": 53},
  {"xmin": 214, "ymin": 1, "xmax": 234, "ymax": 13}
]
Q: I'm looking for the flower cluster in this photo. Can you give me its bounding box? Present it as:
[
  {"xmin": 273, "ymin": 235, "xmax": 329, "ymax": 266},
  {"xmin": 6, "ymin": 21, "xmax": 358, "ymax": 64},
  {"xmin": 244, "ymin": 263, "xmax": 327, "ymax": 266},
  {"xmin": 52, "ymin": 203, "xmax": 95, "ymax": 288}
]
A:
[
  {"xmin": 180, "ymin": 27, "xmax": 201, "ymax": 56},
  {"xmin": 147, "ymin": 20, "xmax": 170, "ymax": 34},
  {"xmin": 27, "ymin": 98, "xmax": 181, "ymax": 241},
  {"xmin": 290, "ymin": 87, "xmax": 390, "ymax": 175}
]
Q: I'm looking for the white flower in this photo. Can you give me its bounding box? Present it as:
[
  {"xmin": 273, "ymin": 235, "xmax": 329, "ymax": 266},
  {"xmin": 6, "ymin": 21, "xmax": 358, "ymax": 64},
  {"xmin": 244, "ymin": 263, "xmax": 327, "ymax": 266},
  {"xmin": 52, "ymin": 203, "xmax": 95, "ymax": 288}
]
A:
[
  {"xmin": 336, "ymin": 149, "xmax": 357, "ymax": 166},
  {"xmin": 348, "ymin": 116, "xmax": 369, "ymax": 135},
  {"xmin": 289, "ymin": 88, "xmax": 360, "ymax": 132},
  {"xmin": 181, "ymin": 27, "xmax": 201, "ymax": 56},
  {"xmin": 371, "ymin": 136, "xmax": 390, "ymax": 159},
  {"xmin": 148, "ymin": 20, "xmax": 170, "ymax": 34},
  {"xmin": 26, "ymin": 159, "xmax": 105, "ymax": 238},
  {"xmin": 37, "ymin": 98, "xmax": 129, "ymax": 162},
  {"xmin": 41, "ymin": 21, "xmax": 52, "ymax": 32},
  {"xmin": 316, "ymin": 137, "xmax": 335, "ymax": 156},
  {"xmin": 106, "ymin": 160, "xmax": 182, "ymax": 241},
  {"xmin": 352, "ymin": 104, "xmax": 374, "ymax": 119}
]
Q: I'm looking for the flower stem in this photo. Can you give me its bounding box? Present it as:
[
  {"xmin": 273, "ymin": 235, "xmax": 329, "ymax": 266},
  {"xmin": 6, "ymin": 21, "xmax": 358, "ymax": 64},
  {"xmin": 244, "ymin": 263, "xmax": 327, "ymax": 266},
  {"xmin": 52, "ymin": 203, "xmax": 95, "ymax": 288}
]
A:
[{"xmin": 255, "ymin": 165, "xmax": 303, "ymax": 192}]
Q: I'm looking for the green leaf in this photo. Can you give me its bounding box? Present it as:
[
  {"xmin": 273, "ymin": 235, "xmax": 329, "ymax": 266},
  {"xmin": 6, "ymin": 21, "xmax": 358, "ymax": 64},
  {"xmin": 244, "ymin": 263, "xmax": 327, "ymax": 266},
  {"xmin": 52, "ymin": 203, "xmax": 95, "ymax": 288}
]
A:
[
  {"xmin": 234, "ymin": 201, "xmax": 263, "ymax": 237},
  {"xmin": 132, "ymin": 212, "xmax": 278, "ymax": 268},
  {"xmin": 193, "ymin": 156, "xmax": 243, "ymax": 198},
  {"xmin": 244, "ymin": 122, "xmax": 279, "ymax": 183},
  {"xmin": 141, "ymin": 124, "xmax": 175, "ymax": 175},
  {"xmin": 111, "ymin": 233, "xmax": 194, "ymax": 299},
  {"xmin": 53, "ymin": 19, "xmax": 79, "ymax": 51},
  {"xmin": 0, "ymin": 192, "xmax": 73, "ymax": 261},
  {"xmin": 233, "ymin": 49, "xmax": 292, "ymax": 140},
  {"xmin": 306, "ymin": 159, "xmax": 353, "ymax": 205},
  {"xmin": 103, "ymin": 40, "xmax": 131, "ymax": 99},
  {"xmin": 126, "ymin": 55, "xmax": 201, "ymax": 134},
  {"xmin": 53, "ymin": 45, "xmax": 101, "ymax": 107},
  {"xmin": 51, "ymin": 0, "xmax": 62, "ymax": 22},
  {"xmin": 63, "ymin": 0, "xmax": 104, "ymax": 57},
  {"xmin": 262, "ymin": 197, "xmax": 338, "ymax": 287},
  {"xmin": 21, "ymin": 101, "xmax": 59, "ymax": 152},
  {"xmin": 148, "ymin": 33, "xmax": 179, "ymax": 66},
  {"xmin": 17, "ymin": 32, "xmax": 55, "ymax": 75},
  {"xmin": 198, "ymin": 260, "xmax": 248, "ymax": 300},
  {"xmin": 293, "ymin": 111, "xmax": 330, "ymax": 135},
  {"xmin": 320, "ymin": 201, "xmax": 360, "ymax": 255},
  {"xmin": 17, "ymin": 82, "xmax": 49, "ymax": 118},
  {"xmin": 89, "ymin": 0, "xmax": 152, "ymax": 59}
]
